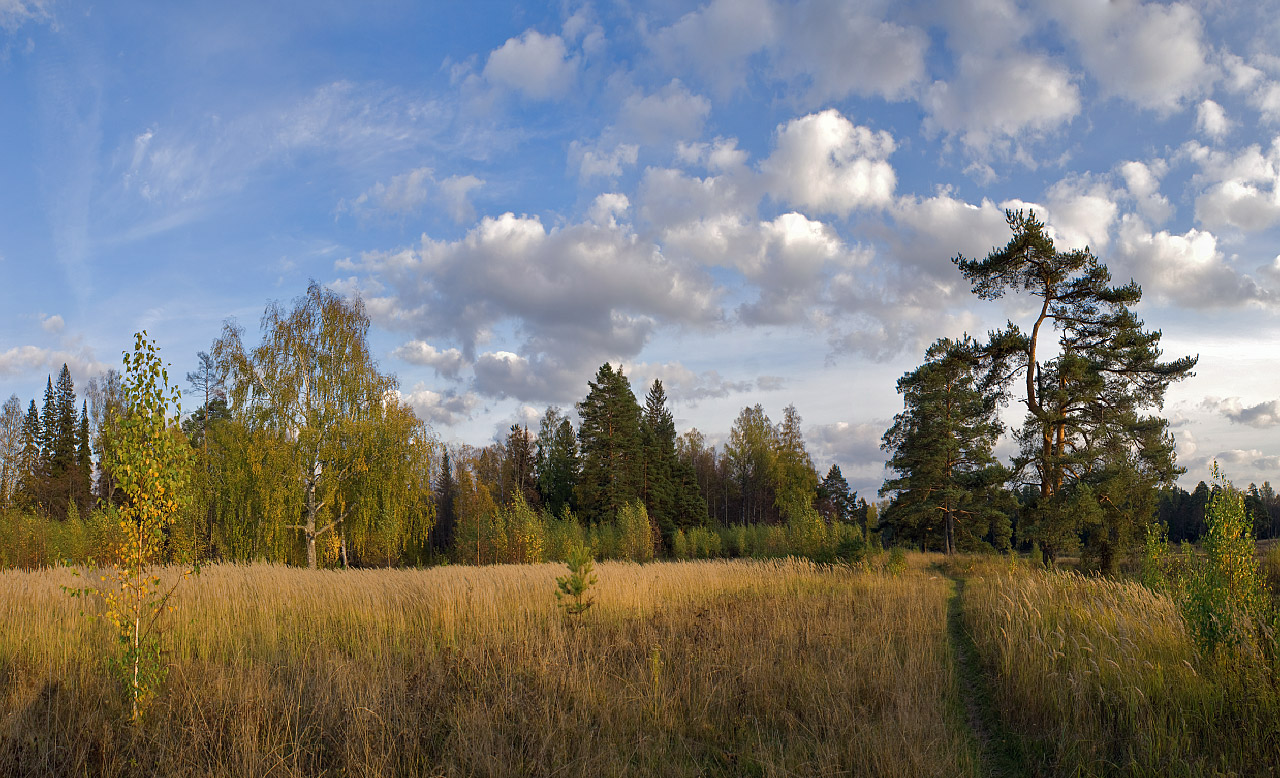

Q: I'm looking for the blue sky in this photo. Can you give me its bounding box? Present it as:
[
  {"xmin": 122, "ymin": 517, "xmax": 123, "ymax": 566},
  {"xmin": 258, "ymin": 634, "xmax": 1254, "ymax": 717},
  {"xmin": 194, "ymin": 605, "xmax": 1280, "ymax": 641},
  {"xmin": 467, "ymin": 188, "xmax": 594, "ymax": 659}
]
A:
[{"xmin": 2, "ymin": 0, "xmax": 1280, "ymax": 498}]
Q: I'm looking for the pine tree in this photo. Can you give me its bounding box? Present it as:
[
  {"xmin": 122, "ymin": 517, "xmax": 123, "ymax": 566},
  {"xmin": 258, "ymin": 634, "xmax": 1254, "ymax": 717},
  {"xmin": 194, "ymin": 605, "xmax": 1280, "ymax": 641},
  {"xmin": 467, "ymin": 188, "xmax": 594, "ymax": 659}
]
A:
[
  {"xmin": 880, "ymin": 336, "xmax": 1006, "ymax": 554},
  {"xmin": 576, "ymin": 363, "xmax": 643, "ymax": 523},
  {"xmin": 955, "ymin": 210, "xmax": 1196, "ymax": 568}
]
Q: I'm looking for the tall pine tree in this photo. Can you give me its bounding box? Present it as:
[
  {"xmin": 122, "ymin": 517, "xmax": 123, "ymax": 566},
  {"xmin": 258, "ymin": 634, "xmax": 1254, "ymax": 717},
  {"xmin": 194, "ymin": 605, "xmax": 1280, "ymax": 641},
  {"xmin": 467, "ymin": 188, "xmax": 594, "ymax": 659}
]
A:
[{"xmin": 956, "ymin": 210, "xmax": 1196, "ymax": 568}]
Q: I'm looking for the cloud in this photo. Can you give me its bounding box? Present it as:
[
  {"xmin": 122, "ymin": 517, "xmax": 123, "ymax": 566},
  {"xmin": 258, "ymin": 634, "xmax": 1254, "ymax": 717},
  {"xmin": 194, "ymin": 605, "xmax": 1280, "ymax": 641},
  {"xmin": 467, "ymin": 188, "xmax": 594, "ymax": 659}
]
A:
[
  {"xmin": 438, "ymin": 175, "xmax": 484, "ymax": 223},
  {"xmin": 482, "ymin": 29, "xmax": 578, "ymax": 100},
  {"xmin": 771, "ymin": 0, "xmax": 927, "ymax": 103},
  {"xmin": 0, "ymin": 345, "xmax": 107, "ymax": 382},
  {"xmin": 341, "ymin": 211, "xmax": 722, "ymax": 404},
  {"xmin": 617, "ymin": 80, "xmax": 711, "ymax": 145},
  {"xmin": 569, "ymin": 141, "xmax": 638, "ymax": 180},
  {"xmin": 39, "ymin": 313, "xmax": 64, "ymax": 334},
  {"xmin": 627, "ymin": 361, "xmax": 755, "ymax": 404},
  {"xmin": 1202, "ymin": 449, "xmax": 1280, "ymax": 472},
  {"xmin": 1201, "ymin": 397, "xmax": 1280, "ymax": 428},
  {"xmin": 340, "ymin": 168, "xmax": 484, "ymax": 224},
  {"xmin": 647, "ymin": 0, "xmax": 777, "ymax": 96},
  {"xmin": 648, "ymin": 0, "xmax": 926, "ymax": 104},
  {"xmin": 1112, "ymin": 215, "xmax": 1274, "ymax": 308},
  {"xmin": 392, "ymin": 340, "xmax": 466, "ymax": 378},
  {"xmin": 924, "ymin": 52, "xmax": 1080, "ymax": 148},
  {"xmin": 1044, "ymin": 176, "xmax": 1118, "ymax": 251},
  {"xmin": 397, "ymin": 384, "xmax": 481, "ymax": 427},
  {"xmin": 1039, "ymin": 0, "xmax": 1211, "ymax": 112},
  {"xmin": 1196, "ymin": 100, "xmax": 1230, "ymax": 140},
  {"xmin": 0, "ymin": 0, "xmax": 50, "ymax": 30},
  {"xmin": 806, "ymin": 420, "xmax": 889, "ymax": 495},
  {"xmin": 1188, "ymin": 140, "xmax": 1280, "ymax": 232},
  {"xmin": 761, "ymin": 109, "xmax": 897, "ymax": 216},
  {"xmin": 121, "ymin": 82, "xmax": 455, "ymax": 213},
  {"xmin": 1119, "ymin": 160, "xmax": 1173, "ymax": 224}
]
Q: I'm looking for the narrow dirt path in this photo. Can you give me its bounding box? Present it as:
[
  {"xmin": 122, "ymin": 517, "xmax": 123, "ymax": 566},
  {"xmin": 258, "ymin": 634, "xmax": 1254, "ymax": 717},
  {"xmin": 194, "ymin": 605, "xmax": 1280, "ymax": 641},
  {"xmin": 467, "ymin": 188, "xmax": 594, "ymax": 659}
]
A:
[{"xmin": 945, "ymin": 575, "xmax": 1032, "ymax": 778}]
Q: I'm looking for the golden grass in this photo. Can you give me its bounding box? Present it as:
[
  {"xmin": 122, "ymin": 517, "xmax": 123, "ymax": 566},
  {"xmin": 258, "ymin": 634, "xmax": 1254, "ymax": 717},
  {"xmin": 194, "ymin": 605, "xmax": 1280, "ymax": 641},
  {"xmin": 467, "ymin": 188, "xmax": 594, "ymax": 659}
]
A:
[
  {"xmin": 1, "ymin": 557, "xmax": 978, "ymax": 777},
  {"xmin": 962, "ymin": 565, "xmax": 1280, "ymax": 777}
]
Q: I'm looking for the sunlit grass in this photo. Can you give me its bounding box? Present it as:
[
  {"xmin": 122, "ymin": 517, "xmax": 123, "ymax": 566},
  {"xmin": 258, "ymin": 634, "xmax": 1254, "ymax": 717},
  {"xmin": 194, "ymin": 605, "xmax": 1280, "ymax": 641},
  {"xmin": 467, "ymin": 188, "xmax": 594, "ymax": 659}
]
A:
[
  {"xmin": 961, "ymin": 563, "xmax": 1280, "ymax": 776},
  {"xmin": 1, "ymin": 556, "xmax": 978, "ymax": 777}
]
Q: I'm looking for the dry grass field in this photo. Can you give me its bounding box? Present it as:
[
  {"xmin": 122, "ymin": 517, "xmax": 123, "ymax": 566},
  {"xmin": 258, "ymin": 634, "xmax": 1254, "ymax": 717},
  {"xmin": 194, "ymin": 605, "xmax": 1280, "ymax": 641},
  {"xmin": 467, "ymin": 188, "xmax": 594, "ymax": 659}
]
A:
[{"xmin": 0, "ymin": 556, "xmax": 980, "ymax": 778}]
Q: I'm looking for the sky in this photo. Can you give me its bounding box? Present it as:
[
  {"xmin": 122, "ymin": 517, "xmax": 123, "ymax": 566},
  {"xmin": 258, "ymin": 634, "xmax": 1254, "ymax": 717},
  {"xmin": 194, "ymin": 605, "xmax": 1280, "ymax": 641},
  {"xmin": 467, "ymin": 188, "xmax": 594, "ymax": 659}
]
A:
[{"xmin": 2, "ymin": 0, "xmax": 1279, "ymax": 499}]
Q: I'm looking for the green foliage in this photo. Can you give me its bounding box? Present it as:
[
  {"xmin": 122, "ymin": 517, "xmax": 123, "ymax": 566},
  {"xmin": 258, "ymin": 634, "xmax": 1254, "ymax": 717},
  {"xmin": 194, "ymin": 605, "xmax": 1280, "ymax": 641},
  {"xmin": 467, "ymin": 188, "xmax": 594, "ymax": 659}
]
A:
[
  {"xmin": 880, "ymin": 336, "xmax": 1005, "ymax": 555},
  {"xmin": 956, "ymin": 209, "xmax": 1195, "ymax": 565},
  {"xmin": 1180, "ymin": 464, "xmax": 1271, "ymax": 658},
  {"xmin": 576, "ymin": 364, "xmax": 643, "ymax": 524},
  {"xmin": 84, "ymin": 332, "xmax": 197, "ymax": 722},
  {"xmin": 554, "ymin": 543, "xmax": 597, "ymax": 616},
  {"xmin": 617, "ymin": 501, "xmax": 655, "ymax": 562},
  {"xmin": 886, "ymin": 547, "xmax": 907, "ymax": 576}
]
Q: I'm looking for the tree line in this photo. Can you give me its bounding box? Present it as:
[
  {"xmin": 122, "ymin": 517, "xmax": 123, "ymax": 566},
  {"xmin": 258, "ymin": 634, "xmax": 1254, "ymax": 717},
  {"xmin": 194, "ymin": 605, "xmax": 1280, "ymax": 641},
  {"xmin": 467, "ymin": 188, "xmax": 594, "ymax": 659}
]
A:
[
  {"xmin": 2, "ymin": 211, "xmax": 1270, "ymax": 571},
  {"xmin": 0, "ymin": 283, "xmax": 874, "ymax": 569}
]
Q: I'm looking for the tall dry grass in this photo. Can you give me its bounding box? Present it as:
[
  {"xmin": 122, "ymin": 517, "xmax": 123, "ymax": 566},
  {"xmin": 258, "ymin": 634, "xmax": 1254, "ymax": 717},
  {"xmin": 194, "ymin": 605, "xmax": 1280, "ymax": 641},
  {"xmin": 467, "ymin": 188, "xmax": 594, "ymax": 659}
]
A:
[
  {"xmin": 962, "ymin": 565, "xmax": 1280, "ymax": 777},
  {"xmin": 1, "ymin": 557, "xmax": 978, "ymax": 777}
]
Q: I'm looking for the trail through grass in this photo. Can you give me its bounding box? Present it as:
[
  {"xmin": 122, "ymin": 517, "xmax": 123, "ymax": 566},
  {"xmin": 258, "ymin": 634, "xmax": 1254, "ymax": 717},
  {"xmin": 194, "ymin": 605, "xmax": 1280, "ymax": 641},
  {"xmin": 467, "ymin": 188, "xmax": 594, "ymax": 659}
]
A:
[{"xmin": 944, "ymin": 574, "xmax": 1030, "ymax": 778}]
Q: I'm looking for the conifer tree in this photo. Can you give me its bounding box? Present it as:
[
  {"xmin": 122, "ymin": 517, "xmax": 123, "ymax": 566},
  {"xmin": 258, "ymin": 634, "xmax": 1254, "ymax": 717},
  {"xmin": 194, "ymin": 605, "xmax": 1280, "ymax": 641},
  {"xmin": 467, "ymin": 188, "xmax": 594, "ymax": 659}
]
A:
[
  {"xmin": 536, "ymin": 409, "xmax": 579, "ymax": 516},
  {"xmin": 955, "ymin": 210, "xmax": 1196, "ymax": 567},
  {"xmin": 576, "ymin": 363, "xmax": 643, "ymax": 523},
  {"xmin": 503, "ymin": 424, "xmax": 539, "ymax": 507},
  {"xmin": 17, "ymin": 400, "xmax": 42, "ymax": 510},
  {"xmin": 75, "ymin": 401, "xmax": 93, "ymax": 511},
  {"xmin": 817, "ymin": 465, "xmax": 853, "ymax": 524},
  {"xmin": 432, "ymin": 448, "xmax": 458, "ymax": 554},
  {"xmin": 641, "ymin": 380, "xmax": 678, "ymax": 542},
  {"xmin": 880, "ymin": 336, "xmax": 1006, "ymax": 554}
]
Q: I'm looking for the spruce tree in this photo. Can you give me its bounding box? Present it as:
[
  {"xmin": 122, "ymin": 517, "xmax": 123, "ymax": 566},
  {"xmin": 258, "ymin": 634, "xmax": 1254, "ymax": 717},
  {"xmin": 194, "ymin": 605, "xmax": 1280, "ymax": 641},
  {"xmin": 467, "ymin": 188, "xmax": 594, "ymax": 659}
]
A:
[
  {"xmin": 576, "ymin": 363, "xmax": 643, "ymax": 523},
  {"xmin": 432, "ymin": 448, "xmax": 458, "ymax": 553},
  {"xmin": 503, "ymin": 424, "xmax": 538, "ymax": 507},
  {"xmin": 76, "ymin": 401, "xmax": 93, "ymax": 512},
  {"xmin": 641, "ymin": 380, "xmax": 678, "ymax": 543},
  {"xmin": 18, "ymin": 400, "xmax": 42, "ymax": 511},
  {"xmin": 817, "ymin": 465, "xmax": 853, "ymax": 524}
]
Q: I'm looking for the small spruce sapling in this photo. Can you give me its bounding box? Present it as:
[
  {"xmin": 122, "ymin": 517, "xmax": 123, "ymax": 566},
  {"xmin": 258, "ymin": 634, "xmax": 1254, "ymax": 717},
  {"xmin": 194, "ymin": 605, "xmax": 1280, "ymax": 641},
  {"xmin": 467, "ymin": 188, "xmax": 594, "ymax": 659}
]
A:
[{"xmin": 555, "ymin": 543, "xmax": 597, "ymax": 617}]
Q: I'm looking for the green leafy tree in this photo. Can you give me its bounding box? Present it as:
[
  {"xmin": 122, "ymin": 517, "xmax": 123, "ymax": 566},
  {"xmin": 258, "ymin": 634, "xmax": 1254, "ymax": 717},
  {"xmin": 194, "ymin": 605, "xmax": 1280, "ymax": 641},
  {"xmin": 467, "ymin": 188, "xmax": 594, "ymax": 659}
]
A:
[
  {"xmin": 576, "ymin": 363, "xmax": 643, "ymax": 524},
  {"xmin": 955, "ymin": 210, "xmax": 1196, "ymax": 568},
  {"xmin": 771, "ymin": 404, "xmax": 818, "ymax": 522},
  {"xmin": 725, "ymin": 405, "xmax": 777, "ymax": 524},
  {"xmin": 880, "ymin": 336, "xmax": 1006, "ymax": 554},
  {"xmin": 213, "ymin": 281, "xmax": 406, "ymax": 568},
  {"xmin": 94, "ymin": 332, "xmax": 196, "ymax": 721}
]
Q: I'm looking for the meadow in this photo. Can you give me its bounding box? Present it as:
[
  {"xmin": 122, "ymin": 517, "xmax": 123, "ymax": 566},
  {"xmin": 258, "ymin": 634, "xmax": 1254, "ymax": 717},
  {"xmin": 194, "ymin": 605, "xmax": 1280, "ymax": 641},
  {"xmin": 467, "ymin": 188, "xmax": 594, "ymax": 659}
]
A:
[{"xmin": 3, "ymin": 552, "xmax": 1278, "ymax": 777}]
